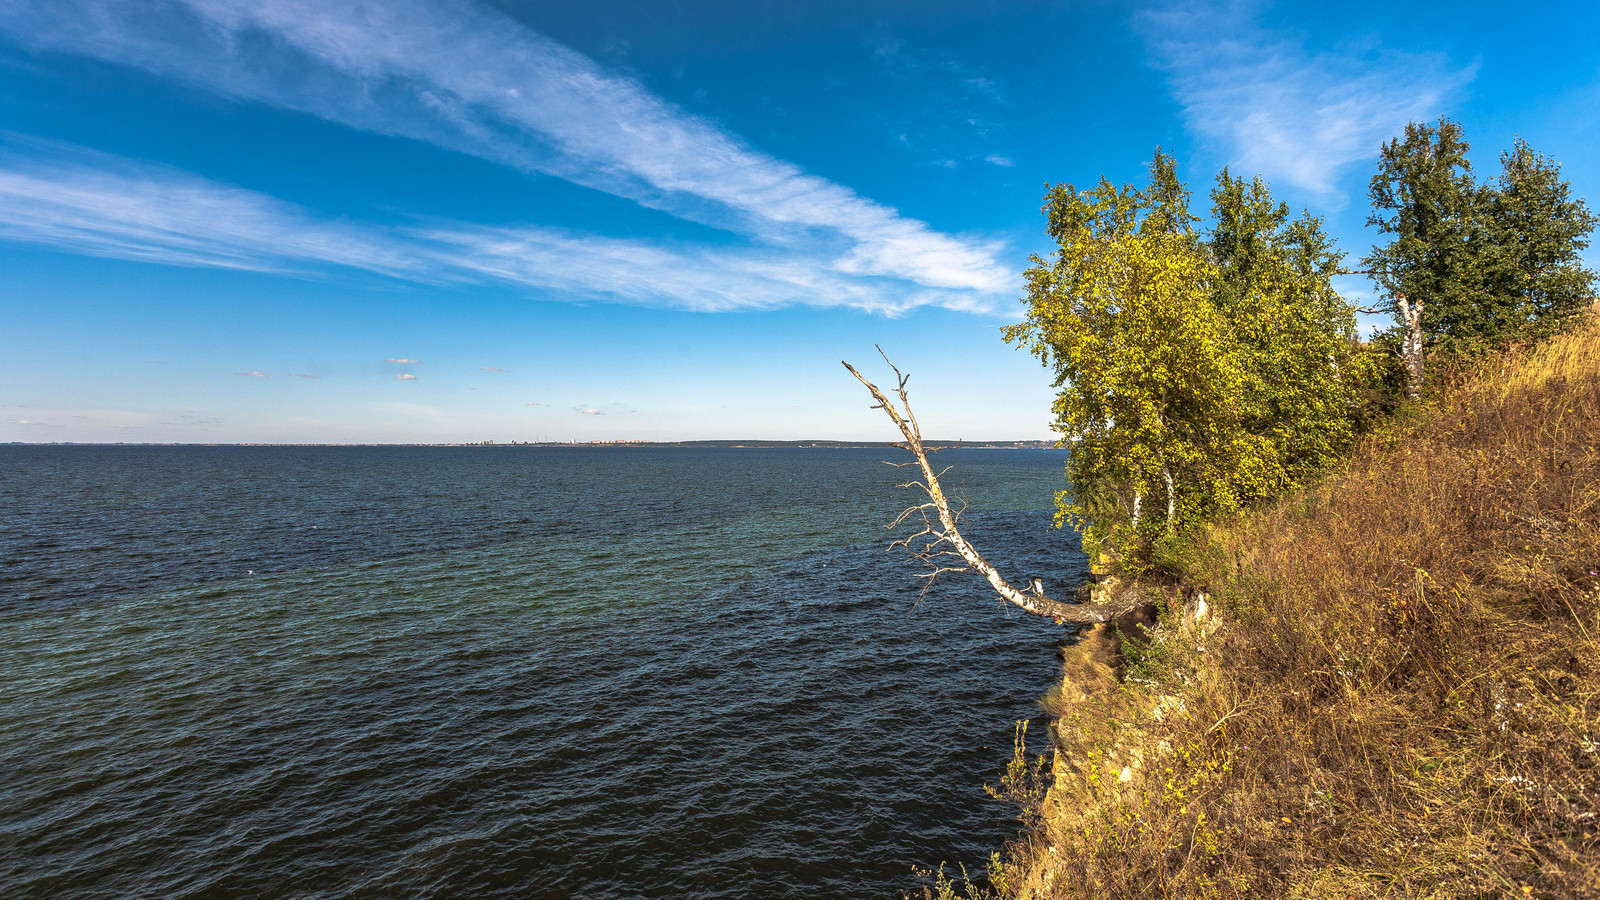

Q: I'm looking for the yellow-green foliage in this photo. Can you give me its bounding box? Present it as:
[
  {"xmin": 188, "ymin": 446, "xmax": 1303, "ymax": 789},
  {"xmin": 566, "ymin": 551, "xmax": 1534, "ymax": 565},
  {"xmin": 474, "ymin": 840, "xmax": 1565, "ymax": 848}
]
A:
[
  {"xmin": 1005, "ymin": 153, "xmax": 1366, "ymax": 564},
  {"xmin": 989, "ymin": 312, "xmax": 1600, "ymax": 899}
]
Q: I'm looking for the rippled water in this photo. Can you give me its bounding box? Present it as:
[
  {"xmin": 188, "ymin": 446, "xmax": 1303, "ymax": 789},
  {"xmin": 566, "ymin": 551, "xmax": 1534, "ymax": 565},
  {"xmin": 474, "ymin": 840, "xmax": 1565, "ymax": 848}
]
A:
[{"xmin": 0, "ymin": 446, "xmax": 1085, "ymax": 899}]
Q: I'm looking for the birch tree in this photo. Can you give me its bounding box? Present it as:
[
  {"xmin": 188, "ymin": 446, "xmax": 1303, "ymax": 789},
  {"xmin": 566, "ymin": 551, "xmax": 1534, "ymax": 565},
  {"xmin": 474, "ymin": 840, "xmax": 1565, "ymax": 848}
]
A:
[
  {"xmin": 1002, "ymin": 153, "xmax": 1263, "ymax": 562},
  {"xmin": 1005, "ymin": 153, "xmax": 1360, "ymax": 566},
  {"xmin": 1208, "ymin": 171, "xmax": 1360, "ymax": 487},
  {"xmin": 1364, "ymin": 121, "xmax": 1597, "ymax": 396},
  {"xmin": 1362, "ymin": 118, "xmax": 1480, "ymax": 397}
]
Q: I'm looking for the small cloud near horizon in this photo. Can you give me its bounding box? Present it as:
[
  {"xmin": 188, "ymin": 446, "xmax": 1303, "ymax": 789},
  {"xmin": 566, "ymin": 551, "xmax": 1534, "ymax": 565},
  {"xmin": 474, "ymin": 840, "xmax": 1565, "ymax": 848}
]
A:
[
  {"xmin": 481, "ymin": 366, "xmax": 509, "ymax": 372},
  {"xmin": 578, "ymin": 407, "xmax": 603, "ymax": 415},
  {"xmin": 395, "ymin": 373, "xmax": 417, "ymax": 381},
  {"xmin": 293, "ymin": 373, "xmax": 320, "ymax": 379},
  {"xmin": 237, "ymin": 371, "xmax": 269, "ymax": 377},
  {"xmin": 386, "ymin": 358, "xmax": 421, "ymax": 364},
  {"xmin": 526, "ymin": 401, "xmax": 548, "ymax": 406}
]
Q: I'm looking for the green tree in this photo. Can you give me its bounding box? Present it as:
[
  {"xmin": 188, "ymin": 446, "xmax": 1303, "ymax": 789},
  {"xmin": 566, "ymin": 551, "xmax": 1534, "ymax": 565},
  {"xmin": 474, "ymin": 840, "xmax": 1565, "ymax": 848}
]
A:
[
  {"xmin": 1482, "ymin": 138, "xmax": 1598, "ymax": 339},
  {"xmin": 1005, "ymin": 154, "xmax": 1245, "ymax": 558},
  {"xmin": 1005, "ymin": 154, "xmax": 1357, "ymax": 564},
  {"xmin": 1361, "ymin": 117, "xmax": 1482, "ymax": 397},
  {"xmin": 1208, "ymin": 171, "xmax": 1360, "ymax": 487},
  {"xmin": 1363, "ymin": 121, "xmax": 1597, "ymax": 395}
]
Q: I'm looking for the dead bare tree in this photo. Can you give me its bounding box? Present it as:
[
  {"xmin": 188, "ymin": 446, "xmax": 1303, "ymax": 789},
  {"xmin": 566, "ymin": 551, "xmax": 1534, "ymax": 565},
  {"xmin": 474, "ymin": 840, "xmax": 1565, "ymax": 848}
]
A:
[{"xmin": 843, "ymin": 350, "xmax": 1142, "ymax": 624}]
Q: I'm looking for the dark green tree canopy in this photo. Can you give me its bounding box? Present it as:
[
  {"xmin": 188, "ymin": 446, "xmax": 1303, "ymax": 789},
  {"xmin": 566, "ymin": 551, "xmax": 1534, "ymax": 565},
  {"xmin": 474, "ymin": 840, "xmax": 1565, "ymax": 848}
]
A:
[
  {"xmin": 1362, "ymin": 118, "xmax": 1483, "ymax": 345},
  {"xmin": 1364, "ymin": 119, "xmax": 1596, "ymax": 351},
  {"xmin": 1482, "ymin": 138, "xmax": 1599, "ymax": 338}
]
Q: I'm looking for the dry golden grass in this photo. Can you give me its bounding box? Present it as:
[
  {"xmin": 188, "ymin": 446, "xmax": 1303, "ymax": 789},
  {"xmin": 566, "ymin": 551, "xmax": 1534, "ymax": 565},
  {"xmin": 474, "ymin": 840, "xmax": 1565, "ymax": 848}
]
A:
[{"xmin": 991, "ymin": 313, "xmax": 1600, "ymax": 899}]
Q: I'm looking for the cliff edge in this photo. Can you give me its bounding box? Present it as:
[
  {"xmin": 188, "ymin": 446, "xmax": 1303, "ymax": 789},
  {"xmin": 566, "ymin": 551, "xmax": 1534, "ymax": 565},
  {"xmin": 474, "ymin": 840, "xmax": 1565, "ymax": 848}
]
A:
[{"xmin": 989, "ymin": 314, "xmax": 1600, "ymax": 899}]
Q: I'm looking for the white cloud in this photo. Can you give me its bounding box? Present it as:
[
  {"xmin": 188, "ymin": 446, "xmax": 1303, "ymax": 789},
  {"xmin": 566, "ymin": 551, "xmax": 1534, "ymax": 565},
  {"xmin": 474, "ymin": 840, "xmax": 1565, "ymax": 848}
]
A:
[
  {"xmin": 0, "ymin": 144, "xmax": 997, "ymax": 313},
  {"xmin": 0, "ymin": 142, "xmax": 419, "ymax": 276},
  {"xmin": 422, "ymin": 222, "xmax": 992, "ymax": 313},
  {"xmin": 386, "ymin": 358, "xmax": 421, "ymax": 364},
  {"xmin": 984, "ymin": 154, "xmax": 1015, "ymax": 167},
  {"xmin": 395, "ymin": 373, "xmax": 417, "ymax": 380},
  {"xmin": 237, "ymin": 371, "xmax": 269, "ymax": 377},
  {"xmin": 1138, "ymin": 1, "xmax": 1476, "ymax": 196},
  {"xmin": 578, "ymin": 408, "xmax": 602, "ymax": 415},
  {"xmin": 293, "ymin": 373, "xmax": 319, "ymax": 378},
  {"xmin": 481, "ymin": 366, "xmax": 508, "ymax": 372},
  {"xmin": 0, "ymin": 0, "xmax": 1014, "ymax": 299}
]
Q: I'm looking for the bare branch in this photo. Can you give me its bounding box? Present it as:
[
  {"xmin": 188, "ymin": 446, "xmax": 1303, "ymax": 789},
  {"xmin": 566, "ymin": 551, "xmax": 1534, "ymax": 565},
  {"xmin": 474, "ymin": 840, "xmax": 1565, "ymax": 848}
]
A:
[
  {"xmin": 887, "ymin": 502, "xmax": 938, "ymax": 528},
  {"xmin": 918, "ymin": 566, "xmax": 974, "ymax": 581},
  {"xmin": 843, "ymin": 356, "xmax": 1143, "ymax": 624},
  {"xmin": 1330, "ymin": 270, "xmax": 1390, "ymax": 316}
]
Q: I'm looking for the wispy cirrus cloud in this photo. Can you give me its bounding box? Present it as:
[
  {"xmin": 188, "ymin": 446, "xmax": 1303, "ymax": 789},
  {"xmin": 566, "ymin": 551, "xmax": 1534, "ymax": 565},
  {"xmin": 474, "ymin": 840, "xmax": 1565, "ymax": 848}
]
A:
[
  {"xmin": 1138, "ymin": 1, "xmax": 1476, "ymax": 197},
  {"xmin": 481, "ymin": 366, "xmax": 508, "ymax": 372},
  {"xmin": 395, "ymin": 374, "xmax": 417, "ymax": 381},
  {"xmin": 0, "ymin": 140, "xmax": 421, "ymax": 276},
  {"xmin": 386, "ymin": 358, "xmax": 422, "ymax": 364},
  {"xmin": 237, "ymin": 371, "xmax": 269, "ymax": 377},
  {"xmin": 421, "ymin": 221, "xmax": 996, "ymax": 312},
  {"xmin": 0, "ymin": 143, "xmax": 994, "ymax": 313},
  {"xmin": 0, "ymin": 0, "xmax": 1014, "ymax": 303}
]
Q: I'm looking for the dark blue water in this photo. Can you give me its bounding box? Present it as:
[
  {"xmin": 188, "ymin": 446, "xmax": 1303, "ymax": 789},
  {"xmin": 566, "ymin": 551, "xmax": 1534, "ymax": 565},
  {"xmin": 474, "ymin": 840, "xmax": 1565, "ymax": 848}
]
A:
[{"xmin": 0, "ymin": 446, "xmax": 1085, "ymax": 899}]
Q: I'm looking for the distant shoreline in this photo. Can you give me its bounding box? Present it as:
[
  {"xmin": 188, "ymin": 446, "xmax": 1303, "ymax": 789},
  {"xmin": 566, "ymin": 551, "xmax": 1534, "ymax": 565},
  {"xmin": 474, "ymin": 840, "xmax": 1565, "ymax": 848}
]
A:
[{"xmin": 5, "ymin": 440, "xmax": 1061, "ymax": 449}]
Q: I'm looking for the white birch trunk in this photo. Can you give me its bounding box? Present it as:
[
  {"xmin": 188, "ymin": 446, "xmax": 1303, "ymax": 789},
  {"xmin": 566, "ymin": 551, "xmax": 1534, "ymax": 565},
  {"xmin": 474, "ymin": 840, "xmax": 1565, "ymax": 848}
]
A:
[
  {"xmin": 1397, "ymin": 291, "xmax": 1424, "ymax": 399},
  {"xmin": 1164, "ymin": 468, "xmax": 1176, "ymax": 527}
]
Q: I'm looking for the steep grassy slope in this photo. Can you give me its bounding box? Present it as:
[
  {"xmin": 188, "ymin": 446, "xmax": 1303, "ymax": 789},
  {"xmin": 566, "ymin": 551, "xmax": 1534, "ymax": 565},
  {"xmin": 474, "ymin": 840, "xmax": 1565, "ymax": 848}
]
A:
[{"xmin": 996, "ymin": 313, "xmax": 1600, "ymax": 898}]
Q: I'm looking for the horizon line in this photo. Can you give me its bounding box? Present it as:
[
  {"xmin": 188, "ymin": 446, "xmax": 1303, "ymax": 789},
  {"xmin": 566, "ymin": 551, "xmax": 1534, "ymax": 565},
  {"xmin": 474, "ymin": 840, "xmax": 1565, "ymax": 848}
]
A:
[{"xmin": 3, "ymin": 439, "xmax": 1063, "ymax": 448}]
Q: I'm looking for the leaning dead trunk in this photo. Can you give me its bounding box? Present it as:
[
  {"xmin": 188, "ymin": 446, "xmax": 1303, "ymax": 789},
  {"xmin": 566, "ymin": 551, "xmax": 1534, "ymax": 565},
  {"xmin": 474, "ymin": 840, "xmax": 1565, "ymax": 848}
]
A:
[{"xmin": 843, "ymin": 353, "xmax": 1142, "ymax": 625}]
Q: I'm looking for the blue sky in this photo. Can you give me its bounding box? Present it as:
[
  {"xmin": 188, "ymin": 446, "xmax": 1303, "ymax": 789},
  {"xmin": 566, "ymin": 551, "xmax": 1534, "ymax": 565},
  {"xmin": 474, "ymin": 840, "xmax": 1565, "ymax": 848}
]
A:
[{"xmin": 2, "ymin": 0, "xmax": 1596, "ymax": 443}]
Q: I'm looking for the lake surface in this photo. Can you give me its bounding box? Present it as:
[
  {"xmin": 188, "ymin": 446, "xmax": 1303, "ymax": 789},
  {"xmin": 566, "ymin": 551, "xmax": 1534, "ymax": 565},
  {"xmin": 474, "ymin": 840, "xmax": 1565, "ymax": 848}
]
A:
[{"xmin": 0, "ymin": 446, "xmax": 1086, "ymax": 899}]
